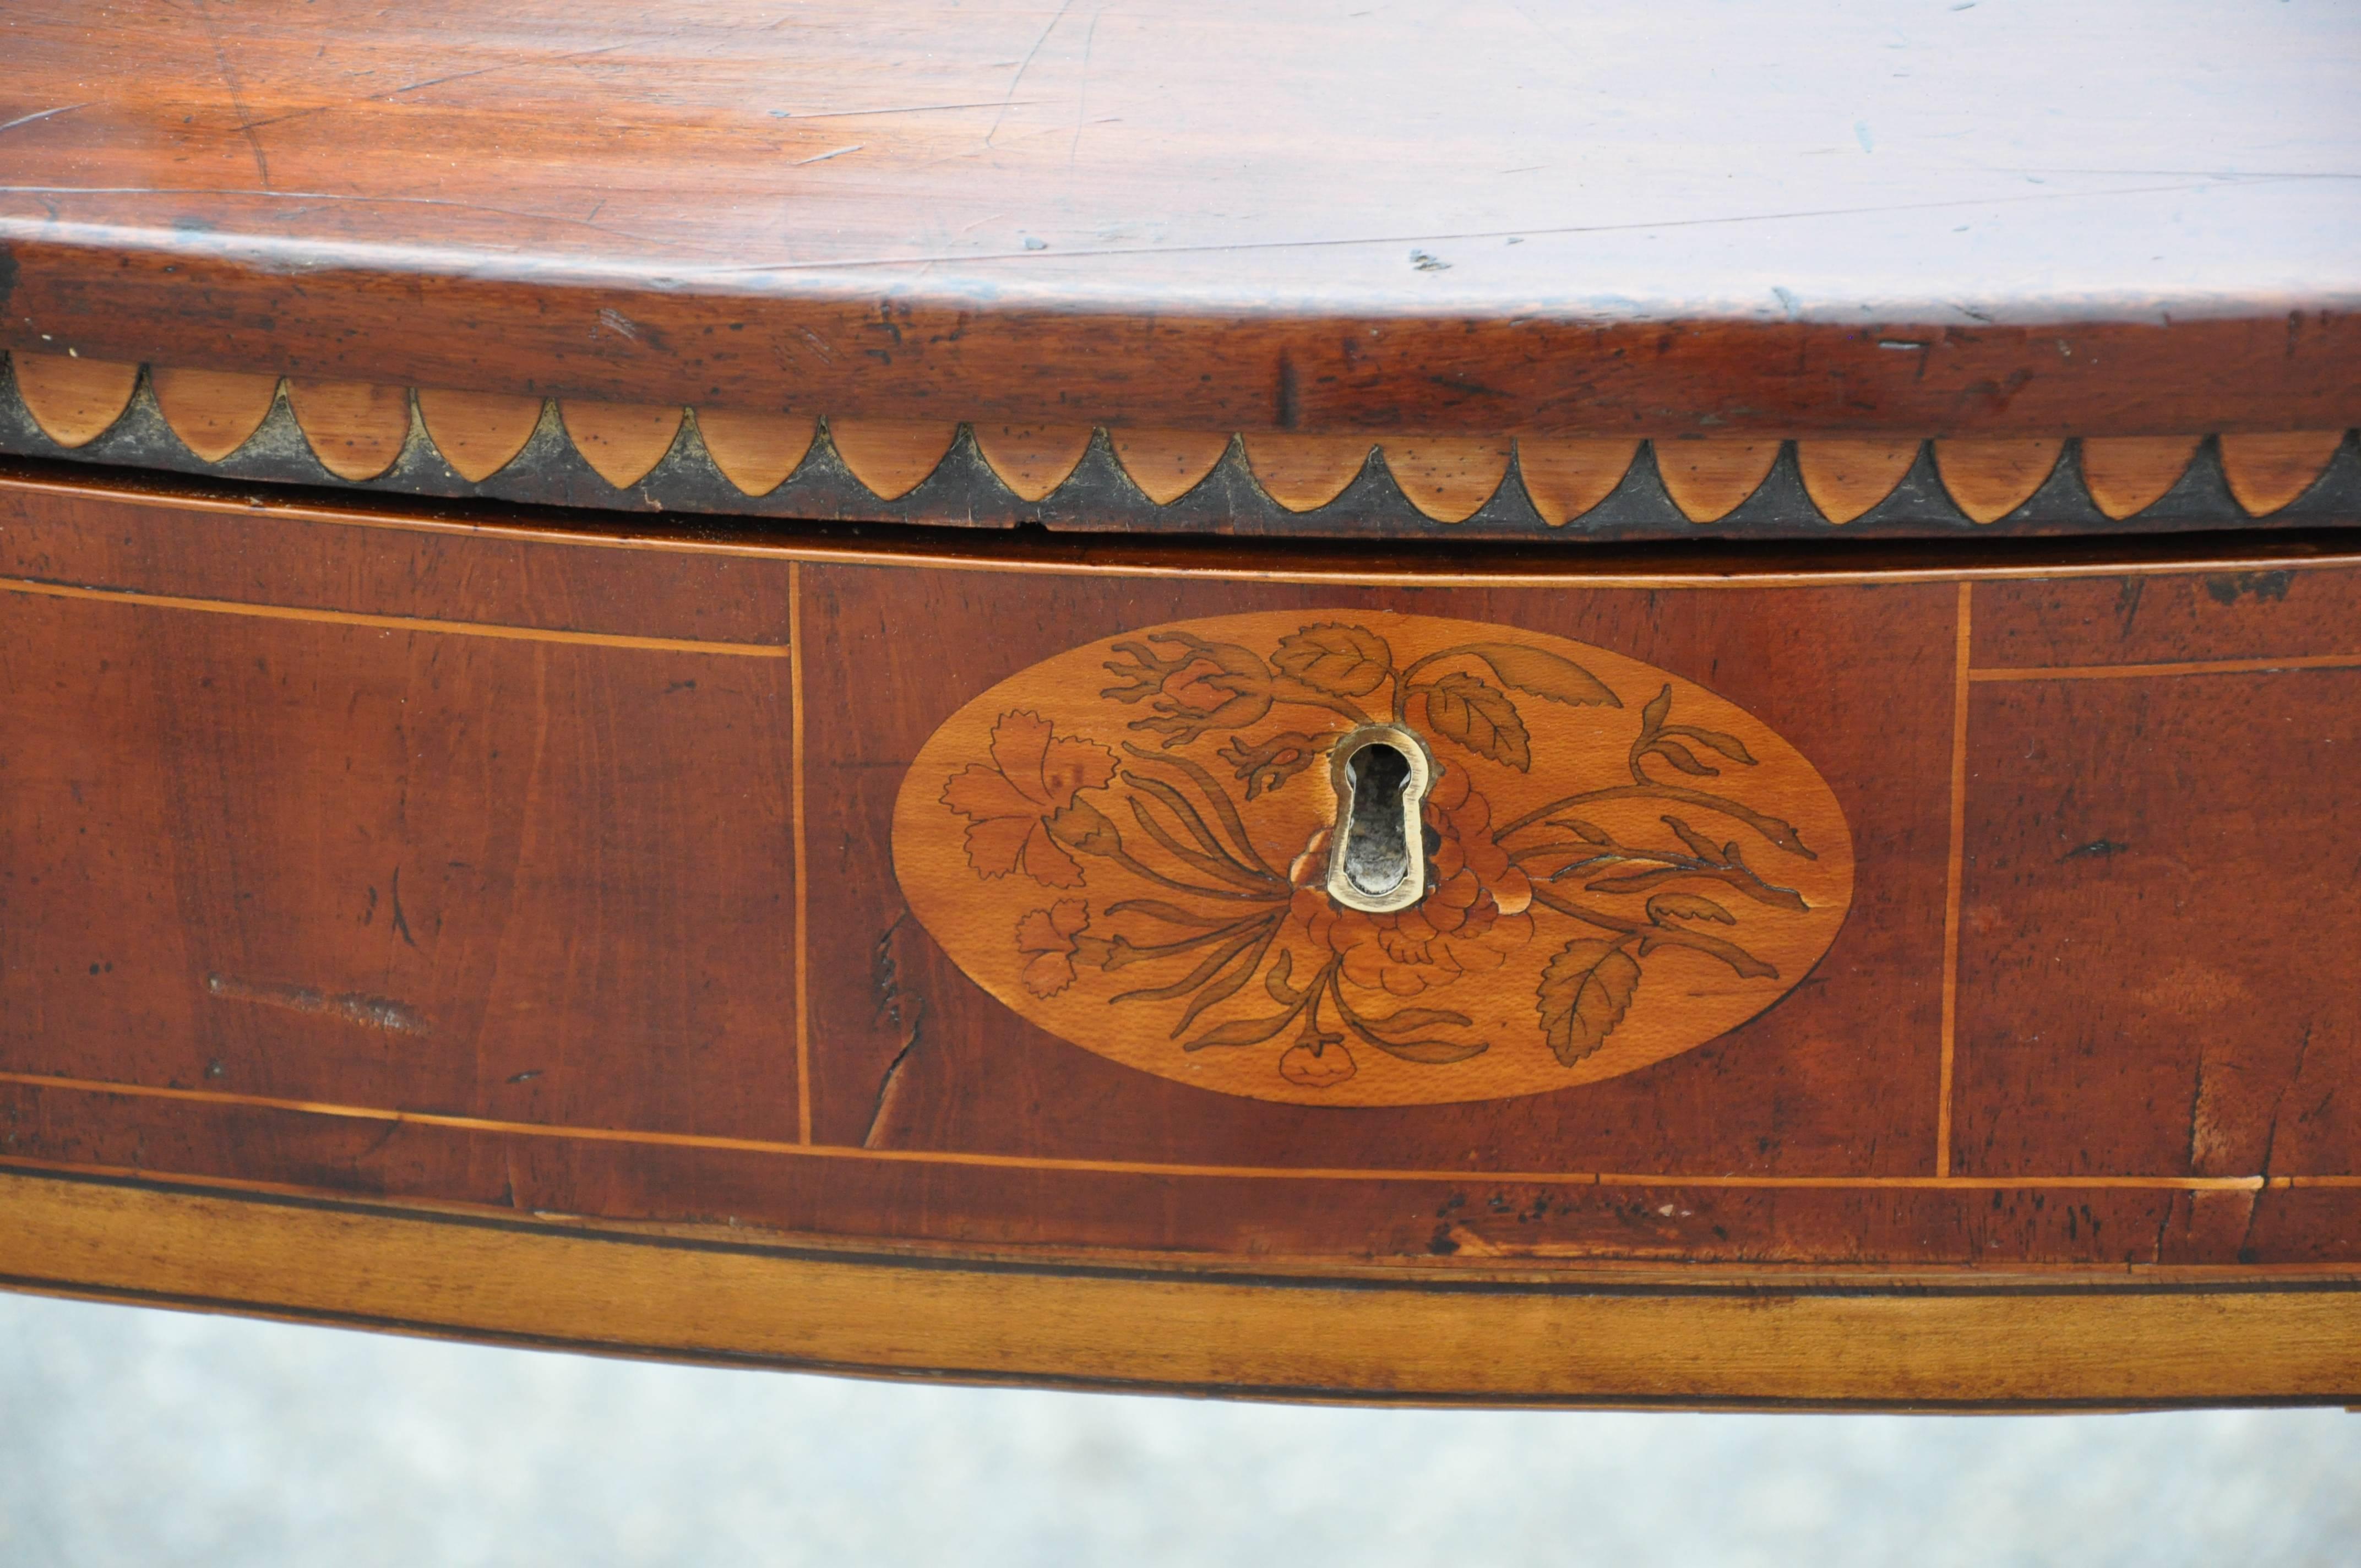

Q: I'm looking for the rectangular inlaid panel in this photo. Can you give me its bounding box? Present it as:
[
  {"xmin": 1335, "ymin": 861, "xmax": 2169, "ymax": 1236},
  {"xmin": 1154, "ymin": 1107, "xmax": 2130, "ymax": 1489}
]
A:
[{"xmin": 3, "ymin": 478, "xmax": 2356, "ymax": 1271}]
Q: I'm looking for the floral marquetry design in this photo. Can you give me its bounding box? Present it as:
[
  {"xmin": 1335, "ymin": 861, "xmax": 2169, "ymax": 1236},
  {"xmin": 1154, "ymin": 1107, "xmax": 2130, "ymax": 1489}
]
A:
[
  {"xmin": 940, "ymin": 712, "xmax": 1119, "ymax": 888},
  {"xmin": 891, "ymin": 611, "xmax": 1856, "ymax": 1106}
]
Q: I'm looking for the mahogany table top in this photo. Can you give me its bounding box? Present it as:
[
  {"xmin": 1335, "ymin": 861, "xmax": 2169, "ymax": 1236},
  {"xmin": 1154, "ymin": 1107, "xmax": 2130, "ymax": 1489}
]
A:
[{"xmin": 6, "ymin": 1, "xmax": 2358, "ymax": 435}]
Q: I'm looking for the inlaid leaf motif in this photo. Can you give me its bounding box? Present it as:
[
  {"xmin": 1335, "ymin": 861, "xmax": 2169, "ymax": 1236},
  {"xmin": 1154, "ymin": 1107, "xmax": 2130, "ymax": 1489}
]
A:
[
  {"xmin": 1264, "ymin": 948, "xmax": 1308, "ymax": 1005},
  {"xmin": 1459, "ymin": 644, "xmax": 1620, "ymax": 709},
  {"xmin": 1351, "ymin": 1006, "xmax": 1475, "ymax": 1037},
  {"xmin": 1537, "ymin": 938, "xmax": 1642, "ymax": 1066},
  {"xmin": 1420, "ymin": 672, "xmax": 1531, "ymax": 770},
  {"xmin": 1585, "ymin": 866, "xmax": 1694, "ymax": 894},
  {"xmin": 1663, "ymin": 815, "xmax": 1723, "ymax": 862},
  {"xmin": 1184, "ymin": 1011, "xmax": 1301, "ymax": 1051},
  {"xmin": 1639, "ymin": 685, "xmax": 1673, "ymax": 736},
  {"xmin": 1664, "ymin": 724, "xmax": 1756, "ymax": 765},
  {"xmin": 1273, "ymin": 623, "xmax": 1394, "ymax": 696},
  {"xmin": 1633, "ymin": 680, "xmax": 1766, "ymax": 784},
  {"xmin": 1646, "ymin": 738, "xmax": 1720, "ymax": 776},
  {"xmin": 1364, "ymin": 1037, "xmax": 1490, "ymax": 1064},
  {"xmin": 1045, "ymin": 796, "xmax": 1122, "ymax": 859},
  {"xmin": 1646, "ymin": 892, "xmax": 1736, "ymax": 925}
]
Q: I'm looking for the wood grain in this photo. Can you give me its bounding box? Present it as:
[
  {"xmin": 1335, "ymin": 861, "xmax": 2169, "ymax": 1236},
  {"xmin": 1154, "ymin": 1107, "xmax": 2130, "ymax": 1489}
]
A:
[
  {"xmin": 284, "ymin": 379, "xmax": 410, "ymax": 481},
  {"xmin": 3, "ymin": 1170, "xmax": 2354, "ymax": 1408},
  {"xmin": 972, "ymin": 424, "xmax": 1095, "ymax": 503},
  {"xmin": 7, "ymin": 469, "xmax": 2361, "ymax": 1401},
  {"xmin": 1517, "ymin": 439, "xmax": 1641, "ymax": 527},
  {"xmin": 415, "ymin": 388, "xmax": 542, "ymax": 483},
  {"xmin": 149, "ymin": 368, "xmax": 280, "ymax": 462},
  {"xmin": 2221, "ymin": 431, "xmax": 2347, "ymax": 515},
  {"xmin": 1797, "ymin": 440, "xmax": 1921, "ymax": 525},
  {"xmin": 1110, "ymin": 430, "xmax": 1232, "ymax": 506},
  {"xmin": 1935, "ymin": 440, "xmax": 2064, "ymax": 524},
  {"xmin": 2080, "ymin": 436, "xmax": 2200, "ymax": 520},
  {"xmin": 559, "ymin": 400, "xmax": 682, "ymax": 489},
  {"xmin": 1955, "ymin": 669, "xmax": 2361, "ymax": 1196},
  {"xmin": 12, "ymin": 354, "xmax": 138, "ymax": 448},
  {"xmin": 694, "ymin": 408, "xmax": 817, "ymax": 497},
  {"xmin": 828, "ymin": 419, "xmax": 958, "ymax": 500},
  {"xmin": 1381, "ymin": 440, "xmax": 1514, "ymax": 524},
  {"xmin": 2, "ymin": 2, "xmax": 2356, "ymax": 438},
  {"xmin": 1244, "ymin": 435, "xmax": 1371, "ymax": 512},
  {"xmin": 1657, "ymin": 440, "xmax": 1781, "ymax": 524},
  {"xmin": 6, "ymin": 0, "xmax": 2361, "ymax": 1387}
]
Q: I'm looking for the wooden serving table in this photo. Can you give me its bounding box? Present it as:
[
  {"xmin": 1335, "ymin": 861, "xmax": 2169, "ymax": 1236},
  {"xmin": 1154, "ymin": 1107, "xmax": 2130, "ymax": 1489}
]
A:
[{"xmin": 2, "ymin": 1, "xmax": 2357, "ymax": 1408}]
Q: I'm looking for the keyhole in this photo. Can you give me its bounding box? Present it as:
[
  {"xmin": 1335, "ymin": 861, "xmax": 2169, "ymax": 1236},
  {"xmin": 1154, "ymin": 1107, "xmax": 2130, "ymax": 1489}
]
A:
[
  {"xmin": 1342, "ymin": 745, "xmax": 1412, "ymax": 896},
  {"xmin": 1325, "ymin": 726, "xmax": 1433, "ymax": 914}
]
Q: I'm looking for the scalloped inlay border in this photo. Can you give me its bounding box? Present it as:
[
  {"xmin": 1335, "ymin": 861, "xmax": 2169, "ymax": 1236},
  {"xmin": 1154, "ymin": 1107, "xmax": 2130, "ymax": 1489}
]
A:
[{"xmin": 3, "ymin": 352, "xmax": 2353, "ymax": 536}]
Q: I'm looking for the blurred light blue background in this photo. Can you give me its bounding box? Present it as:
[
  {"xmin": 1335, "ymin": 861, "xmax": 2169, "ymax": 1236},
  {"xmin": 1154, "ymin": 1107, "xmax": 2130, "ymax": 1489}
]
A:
[{"xmin": 2, "ymin": 1291, "xmax": 2353, "ymax": 1565}]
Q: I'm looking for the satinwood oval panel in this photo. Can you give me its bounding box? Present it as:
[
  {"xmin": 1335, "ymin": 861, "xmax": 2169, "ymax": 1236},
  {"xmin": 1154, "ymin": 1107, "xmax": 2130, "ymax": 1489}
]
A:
[{"xmin": 892, "ymin": 612, "xmax": 1855, "ymax": 1106}]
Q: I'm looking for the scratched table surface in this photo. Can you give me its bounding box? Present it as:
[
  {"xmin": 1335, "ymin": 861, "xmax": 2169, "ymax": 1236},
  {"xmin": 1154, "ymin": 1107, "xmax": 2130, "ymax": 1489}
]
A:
[{"xmin": 3, "ymin": 0, "xmax": 2357, "ymax": 431}]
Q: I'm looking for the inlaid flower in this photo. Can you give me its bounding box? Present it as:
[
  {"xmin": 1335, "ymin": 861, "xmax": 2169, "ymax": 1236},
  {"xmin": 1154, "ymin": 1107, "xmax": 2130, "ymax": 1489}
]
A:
[
  {"xmin": 1289, "ymin": 765, "xmax": 1533, "ymax": 997},
  {"xmin": 1217, "ymin": 730, "xmax": 1321, "ymax": 799},
  {"xmin": 943, "ymin": 711, "xmax": 1119, "ymax": 887},
  {"xmin": 1014, "ymin": 898, "xmax": 1102, "ymax": 998},
  {"xmin": 1279, "ymin": 1036, "xmax": 1356, "ymax": 1088},
  {"xmin": 1101, "ymin": 631, "xmax": 1274, "ymax": 746}
]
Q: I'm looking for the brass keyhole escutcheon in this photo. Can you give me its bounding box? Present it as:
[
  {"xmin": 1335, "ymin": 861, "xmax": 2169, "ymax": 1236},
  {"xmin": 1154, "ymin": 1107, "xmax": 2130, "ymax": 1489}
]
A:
[{"xmin": 1325, "ymin": 725, "xmax": 1434, "ymax": 914}]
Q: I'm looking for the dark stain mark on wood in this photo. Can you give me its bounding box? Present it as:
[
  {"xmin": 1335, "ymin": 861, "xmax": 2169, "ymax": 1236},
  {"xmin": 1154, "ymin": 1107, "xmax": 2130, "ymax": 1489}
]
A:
[
  {"xmin": 389, "ymin": 865, "xmax": 417, "ymax": 948},
  {"xmin": 865, "ymin": 910, "xmax": 926, "ymax": 1148},
  {"xmin": 2113, "ymin": 576, "xmax": 2146, "ymax": 636},
  {"xmin": 2205, "ymin": 570, "xmax": 2293, "ymax": 606}
]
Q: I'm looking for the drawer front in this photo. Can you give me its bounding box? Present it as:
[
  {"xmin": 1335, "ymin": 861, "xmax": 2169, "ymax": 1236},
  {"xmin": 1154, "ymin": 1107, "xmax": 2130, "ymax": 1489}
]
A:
[{"xmin": 4, "ymin": 469, "xmax": 2358, "ymax": 1402}]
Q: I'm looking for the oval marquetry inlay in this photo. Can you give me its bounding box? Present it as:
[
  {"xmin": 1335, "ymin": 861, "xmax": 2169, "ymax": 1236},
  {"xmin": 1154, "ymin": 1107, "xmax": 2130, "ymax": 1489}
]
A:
[{"xmin": 893, "ymin": 611, "xmax": 1854, "ymax": 1106}]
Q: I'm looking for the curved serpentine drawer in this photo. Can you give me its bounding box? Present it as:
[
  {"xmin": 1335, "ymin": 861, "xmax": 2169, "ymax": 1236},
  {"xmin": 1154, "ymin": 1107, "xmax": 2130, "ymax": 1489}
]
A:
[{"xmin": 2, "ymin": 467, "xmax": 2358, "ymax": 1407}]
